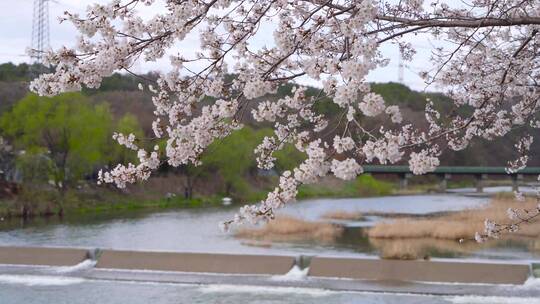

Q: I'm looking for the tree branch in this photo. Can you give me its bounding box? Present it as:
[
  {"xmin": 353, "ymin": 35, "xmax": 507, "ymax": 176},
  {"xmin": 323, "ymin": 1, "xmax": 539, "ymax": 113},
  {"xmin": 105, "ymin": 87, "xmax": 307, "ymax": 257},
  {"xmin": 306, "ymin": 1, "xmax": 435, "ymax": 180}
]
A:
[{"xmin": 376, "ymin": 15, "xmax": 540, "ymax": 28}]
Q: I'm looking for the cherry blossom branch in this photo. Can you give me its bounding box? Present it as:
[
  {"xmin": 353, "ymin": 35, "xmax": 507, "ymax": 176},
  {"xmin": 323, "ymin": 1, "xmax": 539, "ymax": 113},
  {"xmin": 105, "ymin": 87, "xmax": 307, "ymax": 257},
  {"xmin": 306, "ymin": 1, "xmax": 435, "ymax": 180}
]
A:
[
  {"xmin": 472, "ymin": 197, "xmax": 540, "ymax": 243},
  {"xmin": 27, "ymin": 0, "xmax": 540, "ymax": 232}
]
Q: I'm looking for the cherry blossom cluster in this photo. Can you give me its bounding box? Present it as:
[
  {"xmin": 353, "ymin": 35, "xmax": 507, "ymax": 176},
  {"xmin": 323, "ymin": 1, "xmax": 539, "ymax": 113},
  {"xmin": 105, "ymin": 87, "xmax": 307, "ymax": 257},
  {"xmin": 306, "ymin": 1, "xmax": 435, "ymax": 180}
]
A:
[
  {"xmin": 506, "ymin": 135, "xmax": 534, "ymax": 174},
  {"xmin": 112, "ymin": 132, "xmax": 138, "ymax": 151},
  {"xmin": 331, "ymin": 158, "xmax": 363, "ymax": 180},
  {"xmin": 30, "ymin": 0, "xmax": 540, "ymax": 230},
  {"xmin": 474, "ymin": 197, "xmax": 540, "ymax": 243},
  {"xmin": 408, "ymin": 148, "xmax": 440, "ymax": 175},
  {"xmin": 98, "ymin": 145, "xmax": 160, "ymax": 188},
  {"xmin": 473, "ymin": 174, "xmax": 540, "ymax": 243}
]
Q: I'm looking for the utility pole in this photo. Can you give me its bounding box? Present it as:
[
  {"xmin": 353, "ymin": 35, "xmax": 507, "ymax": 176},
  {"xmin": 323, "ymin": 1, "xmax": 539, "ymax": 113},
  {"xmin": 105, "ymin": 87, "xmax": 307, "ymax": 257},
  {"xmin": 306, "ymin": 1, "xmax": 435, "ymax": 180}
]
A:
[{"xmin": 30, "ymin": 0, "xmax": 50, "ymax": 75}]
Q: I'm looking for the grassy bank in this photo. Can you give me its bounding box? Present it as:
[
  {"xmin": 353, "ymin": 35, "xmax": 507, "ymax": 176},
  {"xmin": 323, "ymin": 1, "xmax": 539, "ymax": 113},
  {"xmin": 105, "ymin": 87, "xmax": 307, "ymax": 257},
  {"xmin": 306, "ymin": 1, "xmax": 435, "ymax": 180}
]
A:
[
  {"xmin": 297, "ymin": 174, "xmax": 394, "ymax": 199},
  {"xmin": 0, "ymin": 187, "xmax": 225, "ymax": 219},
  {"xmin": 0, "ymin": 173, "xmax": 395, "ymax": 219}
]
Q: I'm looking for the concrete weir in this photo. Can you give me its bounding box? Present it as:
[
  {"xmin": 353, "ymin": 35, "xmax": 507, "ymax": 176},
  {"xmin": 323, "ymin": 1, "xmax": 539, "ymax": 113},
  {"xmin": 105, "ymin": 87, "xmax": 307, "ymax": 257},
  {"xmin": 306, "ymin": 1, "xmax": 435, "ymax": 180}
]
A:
[
  {"xmin": 308, "ymin": 256, "xmax": 531, "ymax": 285},
  {"xmin": 96, "ymin": 250, "xmax": 296, "ymax": 275},
  {"xmin": 0, "ymin": 246, "xmax": 88, "ymax": 266},
  {"xmin": 0, "ymin": 246, "xmax": 532, "ymax": 285}
]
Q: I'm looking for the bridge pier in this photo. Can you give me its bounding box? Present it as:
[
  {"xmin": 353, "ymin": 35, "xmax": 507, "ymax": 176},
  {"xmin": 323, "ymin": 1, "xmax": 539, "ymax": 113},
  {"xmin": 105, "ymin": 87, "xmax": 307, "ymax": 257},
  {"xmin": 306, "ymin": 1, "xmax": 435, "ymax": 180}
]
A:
[
  {"xmin": 399, "ymin": 173, "xmax": 411, "ymax": 190},
  {"xmin": 511, "ymin": 174, "xmax": 523, "ymax": 192},
  {"xmin": 438, "ymin": 173, "xmax": 451, "ymax": 192},
  {"xmin": 475, "ymin": 174, "xmax": 487, "ymax": 193}
]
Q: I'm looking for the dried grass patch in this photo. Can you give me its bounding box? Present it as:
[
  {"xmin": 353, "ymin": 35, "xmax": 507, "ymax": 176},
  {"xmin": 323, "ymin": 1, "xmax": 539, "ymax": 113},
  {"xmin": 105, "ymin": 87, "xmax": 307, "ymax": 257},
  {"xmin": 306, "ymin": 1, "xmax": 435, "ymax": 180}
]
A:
[
  {"xmin": 235, "ymin": 215, "xmax": 344, "ymax": 242},
  {"xmin": 370, "ymin": 238, "xmax": 485, "ymax": 260},
  {"xmin": 321, "ymin": 210, "xmax": 365, "ymax": 221},
  {"xmin": 368, "ymin": 198, "xmax": 540, "ymax": 240}
]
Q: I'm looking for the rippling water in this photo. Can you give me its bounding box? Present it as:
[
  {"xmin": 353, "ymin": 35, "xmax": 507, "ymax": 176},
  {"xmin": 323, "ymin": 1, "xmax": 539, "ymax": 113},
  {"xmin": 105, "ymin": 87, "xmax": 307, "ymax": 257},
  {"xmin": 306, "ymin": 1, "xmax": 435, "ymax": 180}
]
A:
[{"xmin": 0, "ymin": 194, "xmax": 488, "ymax": 256}]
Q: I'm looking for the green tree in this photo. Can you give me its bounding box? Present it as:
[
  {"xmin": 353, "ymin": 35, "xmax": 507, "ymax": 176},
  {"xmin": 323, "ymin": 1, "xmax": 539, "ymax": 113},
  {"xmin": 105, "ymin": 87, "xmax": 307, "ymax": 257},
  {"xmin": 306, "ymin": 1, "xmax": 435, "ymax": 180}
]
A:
[
  {"xmin": 201, "ymin": 127, "xmax": 267, "ymax": 197},
  {"xmin": 174, "ymin": 164, "xmax": 207, "ymax": 199},
  {"xmin": 274, "ymin": 143, "xmax": 306, "ymax": 173},
  {"xmin": 0, "ymin": 93, "xmax": 113, "ymax": 192},
  {"xmin": 109, "ymin": 113, "xmax": 144, "ymax": 164},
  {"xmin": 0, "ymin": 62, "xmax": 30, "ymax": 81}
]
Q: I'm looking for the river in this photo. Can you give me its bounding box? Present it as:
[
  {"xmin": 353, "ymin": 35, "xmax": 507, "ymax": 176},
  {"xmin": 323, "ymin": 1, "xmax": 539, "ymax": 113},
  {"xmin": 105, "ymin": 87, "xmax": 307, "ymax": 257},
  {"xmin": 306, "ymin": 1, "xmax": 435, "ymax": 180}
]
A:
[
  {"xmin": 1, "ymin": 191, "xmax": 540, "ymax": 303},
  {"xmin": 0, "ymin": 193, "xmax": 490, "ymax": 256}
]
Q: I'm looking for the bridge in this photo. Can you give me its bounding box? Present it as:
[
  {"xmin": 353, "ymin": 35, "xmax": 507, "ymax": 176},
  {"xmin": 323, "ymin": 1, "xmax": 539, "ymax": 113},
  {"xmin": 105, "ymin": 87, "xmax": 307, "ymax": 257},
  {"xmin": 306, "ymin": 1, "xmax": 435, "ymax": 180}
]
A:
[{"xmin": 362, "ymin": 165, "xmax": 540, "ymax": 192}]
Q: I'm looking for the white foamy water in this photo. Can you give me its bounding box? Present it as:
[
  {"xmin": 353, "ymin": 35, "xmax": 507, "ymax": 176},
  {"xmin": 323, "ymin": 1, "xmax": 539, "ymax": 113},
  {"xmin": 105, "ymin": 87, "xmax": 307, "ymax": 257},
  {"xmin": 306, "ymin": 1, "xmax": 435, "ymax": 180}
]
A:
[
  {"xmin": 516, "ymin": 277, "xmax": 540, "ymax": 290},
  {"xmin": 448, "ymin": 296, "xmax": 540, "ymax": 304},
  {"xmin": 270, "ymin": 265, "xmax": 309, "ymax": 281},
  {"xmin": 0, "ymin": 274, "xmax": 85, "ymax": 286},
  {"xmin": 198, "ymin": 284, "xmax": 335, "ymax": 297},
  {"xmin": 54, "ymin": 259, "xmax": 97, "ymax": 273}
]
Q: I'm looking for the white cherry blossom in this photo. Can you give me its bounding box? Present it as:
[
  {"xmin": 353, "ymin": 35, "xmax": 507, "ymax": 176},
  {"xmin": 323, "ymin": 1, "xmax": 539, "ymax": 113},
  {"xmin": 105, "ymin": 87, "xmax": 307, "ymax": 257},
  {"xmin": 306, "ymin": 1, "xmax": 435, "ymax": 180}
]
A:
[{"xmin": 29, "ymin": 0, "xmax": 540, "ymax": 232}]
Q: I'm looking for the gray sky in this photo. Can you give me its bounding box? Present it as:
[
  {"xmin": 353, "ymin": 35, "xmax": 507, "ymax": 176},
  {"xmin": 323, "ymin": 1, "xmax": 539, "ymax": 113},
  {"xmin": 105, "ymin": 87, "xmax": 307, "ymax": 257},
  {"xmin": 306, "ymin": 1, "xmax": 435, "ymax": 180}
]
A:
[{"xmin": 0, "ymin": 0, "xmax": 438, "ymax": 91}]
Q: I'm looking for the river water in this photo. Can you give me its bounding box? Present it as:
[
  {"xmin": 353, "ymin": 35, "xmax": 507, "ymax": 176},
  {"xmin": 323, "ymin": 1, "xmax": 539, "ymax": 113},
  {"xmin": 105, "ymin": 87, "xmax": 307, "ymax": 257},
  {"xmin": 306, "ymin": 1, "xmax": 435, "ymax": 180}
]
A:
[
  {"xmin": 0, "ymin": 192, "xmax": 537, "ymax": 259},
  {"xmin": 1, "ymin": 192, "xmax": 540, "ymax": 303},
  {"xmin": 0, "ymin": 193, "xmax": 489, "ymax": 256}
]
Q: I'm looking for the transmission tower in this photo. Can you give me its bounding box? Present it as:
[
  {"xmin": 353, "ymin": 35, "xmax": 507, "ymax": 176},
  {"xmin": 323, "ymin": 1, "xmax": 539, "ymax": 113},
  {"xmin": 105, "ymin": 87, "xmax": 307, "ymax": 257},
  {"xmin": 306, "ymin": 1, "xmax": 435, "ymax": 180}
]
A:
[
  {"xmin": 30, "ymin": 0, "xmax": 50, "ymax": 73},
  {"xmin": 398, "ymin": 52, "xmax": 405, "ymax": 84}
]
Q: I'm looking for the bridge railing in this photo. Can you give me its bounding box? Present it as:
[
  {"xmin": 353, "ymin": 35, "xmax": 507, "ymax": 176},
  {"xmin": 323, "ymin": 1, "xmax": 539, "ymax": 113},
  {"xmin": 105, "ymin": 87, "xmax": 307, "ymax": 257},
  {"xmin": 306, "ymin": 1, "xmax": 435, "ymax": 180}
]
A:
[
  {"xmin": 362, "ymin": 165, "xmax": 540, "ymax": 175},
  {"xmin": 362, "ymin": 165, "xmax": 540, "ymax": 193}
]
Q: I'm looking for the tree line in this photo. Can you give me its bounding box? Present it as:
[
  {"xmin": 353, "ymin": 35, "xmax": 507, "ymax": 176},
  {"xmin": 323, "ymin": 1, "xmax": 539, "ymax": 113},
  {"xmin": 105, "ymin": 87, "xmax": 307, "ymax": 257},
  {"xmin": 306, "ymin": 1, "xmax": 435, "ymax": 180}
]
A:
[{"xmin": 0, "ymin": 90, "xmax": 304, "ymax": 202}]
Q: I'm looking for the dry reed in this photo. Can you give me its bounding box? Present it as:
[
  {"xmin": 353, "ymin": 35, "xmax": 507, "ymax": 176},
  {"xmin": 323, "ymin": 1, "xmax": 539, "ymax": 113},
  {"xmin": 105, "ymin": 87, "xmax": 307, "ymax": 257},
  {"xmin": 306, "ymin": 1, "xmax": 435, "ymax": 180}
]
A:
[
  {"xmin": 370, "ymin": 238, "xmax": 489, "ymax": 260},
  {"xmin": 235, "ymin": 215, "xmax": 344, "ymax": 242},
  {"xmin": 321, "ymin": 210, "xmax": 365, "ymax": 221},
  {"xmin": 368, "ymin": 198, "xmax": 540, "ymax": 240}
]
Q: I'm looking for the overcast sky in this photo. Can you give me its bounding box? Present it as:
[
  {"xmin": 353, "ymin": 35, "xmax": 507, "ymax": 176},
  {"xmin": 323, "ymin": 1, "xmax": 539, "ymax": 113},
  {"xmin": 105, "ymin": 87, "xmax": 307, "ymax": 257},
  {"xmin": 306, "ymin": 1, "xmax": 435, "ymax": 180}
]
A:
[{"xmin": 0, "ymin": 0, "xmax": 440, "ymax": 91}]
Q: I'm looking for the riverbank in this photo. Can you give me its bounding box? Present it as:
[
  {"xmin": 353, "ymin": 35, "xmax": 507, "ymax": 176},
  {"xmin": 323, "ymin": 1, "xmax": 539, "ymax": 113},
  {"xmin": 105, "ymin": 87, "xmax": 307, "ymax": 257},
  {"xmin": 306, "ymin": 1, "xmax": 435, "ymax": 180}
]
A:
[
  {"xmin": 0, "ymin": 187, "xmax": 221, "ymax": 220},
  {"xmin": 3, "ymin": 168, "xmax": 517, "ymax": 220},
  {"xmin": 0, "ymin": 174, "xmax": 396, "ymax": 219}
]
